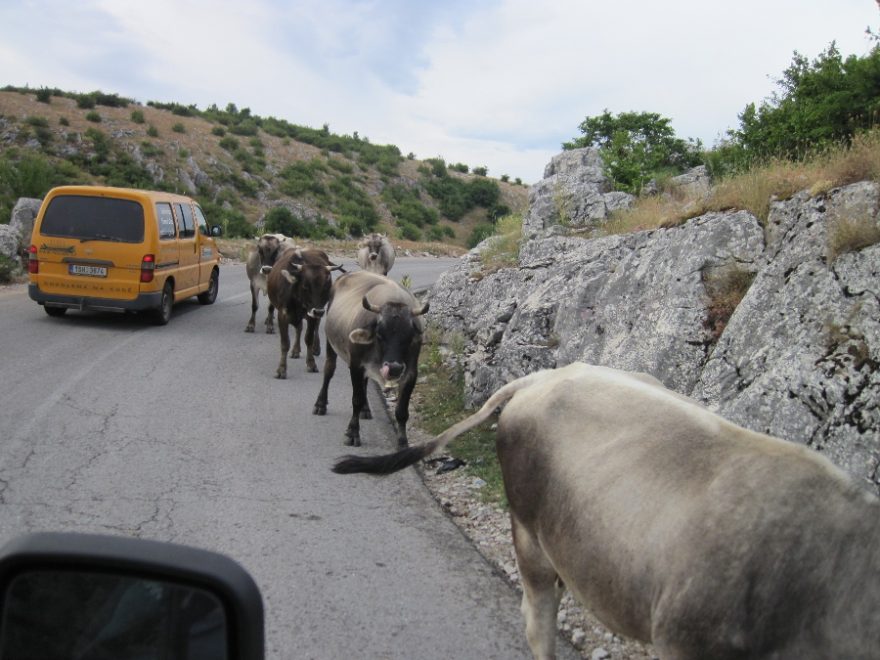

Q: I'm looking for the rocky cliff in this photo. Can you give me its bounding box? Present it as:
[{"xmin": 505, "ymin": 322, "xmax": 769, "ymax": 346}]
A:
[{"xmin": 426, "ymin": 148, "xmax": 880, "ymax": 493}]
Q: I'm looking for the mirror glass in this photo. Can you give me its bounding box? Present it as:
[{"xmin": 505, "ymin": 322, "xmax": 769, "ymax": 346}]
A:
[{"xmin": 0, "ymin": 570, "xmax": 227, "ymax": 660}]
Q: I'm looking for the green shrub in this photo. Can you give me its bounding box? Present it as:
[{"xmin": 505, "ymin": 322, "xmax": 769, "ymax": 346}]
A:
[
  {"xmin": 85, "ymin": 111, "xmax": 101, "ymax": 123},
  {"xmin": 147, "ymin": 125, "xmax": 159, "ymax": 137},
  {"xmin": 35, "ymin": 88, "xmax": 52, "ymax": 104},
  {"xmin": 472, "ymin": 166, "xmax": 488, "ymax": 176},
  {"xmin": 467, "ymin": 222, "xmax": 496, "ymax": 248},
  {"xmin": 76, "ymin": 94, "xmax": 96, "ymax": 109},
  {"xmin": 211, "ymin": 126, "xmax": 226, "ymax": 136},
  {"xmin": 59, "ymin": 117, "xmax": 69, "ymax": 127},
  {"xmin": 25, "ymin": 116, "xmax": 49, "ymax": 128},
  {"xmin": 219, "ymin": 136, "xmax": 239, "ymax": 151},
  {"xmin": 0, "ymin": 254, "xmax": 20, "ymax": 283},
  {"xmin": 172, "ymin": 122, "xmax": 186, "ymax": 134},
  {"xmin": 264, "ymin": 206, "xmax": 314, "ymax": 238},
  {"xmin": 131, "ymin": 110, "xmax": 145, "ymax": 124},
  {"xmin": 397, "ymin": 222, "xmax": 422, "ymax": 241}
]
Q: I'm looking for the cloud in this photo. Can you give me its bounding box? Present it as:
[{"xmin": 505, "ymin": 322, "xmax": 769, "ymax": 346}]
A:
[{"xmin": 1, "ymin": 0, "xmax": 878, "ymax": 183}]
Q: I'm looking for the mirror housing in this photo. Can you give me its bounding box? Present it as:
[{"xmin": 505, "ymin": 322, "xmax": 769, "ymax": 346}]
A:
[
  {"xmin": 0, "ymin": 532, "xmax": 264, "ymax": 660},
  {"xmin": 211, "ymin": 225, "xmax": 223, "ymax": 237}
]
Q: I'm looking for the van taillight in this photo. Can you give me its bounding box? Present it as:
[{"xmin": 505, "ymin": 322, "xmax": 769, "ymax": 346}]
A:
[
  {"xmin": 27, "ymin": 245, "xmax": 38, "ymax": 274},
  {"xmin": 140, "ymin": 254, "xmax": 155, "ymax": 283}
]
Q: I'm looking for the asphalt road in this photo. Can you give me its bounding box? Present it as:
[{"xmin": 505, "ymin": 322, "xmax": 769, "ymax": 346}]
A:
[{"xmin": 0, "ymin": 259, "xmax": 580, "ymax": 660}]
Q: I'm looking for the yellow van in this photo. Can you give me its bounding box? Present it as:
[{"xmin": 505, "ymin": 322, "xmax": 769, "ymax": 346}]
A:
[{"xmin": 28, "ymin": 186, "xmax": 223, "ymax": 325}]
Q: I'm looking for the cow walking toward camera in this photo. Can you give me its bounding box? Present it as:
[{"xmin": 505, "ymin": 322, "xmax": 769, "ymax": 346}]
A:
[
  {"xmin": 356, "ymin": 233, "xmax": 395, "ymax": 275},
  {"xmin": 333, "ymin": 362, "xmax": 880, "ymax": 660},
  {"xmin": 267, "ymin": 248, "xmax": 342, "ymax": 377},
  {"xmin": 245, "ymin": 233, "xmax": 296, "ymax": 334},
  {"xmin": 313, "ymin": 271, "xmax": 427, "ymax": 447}
]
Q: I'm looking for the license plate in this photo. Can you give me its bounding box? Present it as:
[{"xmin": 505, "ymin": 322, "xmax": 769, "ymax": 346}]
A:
[{"xmin": 69, "ymin": 264, "xmax": 108, "ymax": 277}]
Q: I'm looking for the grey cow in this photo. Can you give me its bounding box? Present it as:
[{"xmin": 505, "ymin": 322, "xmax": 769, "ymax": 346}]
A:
[
  {"xmin": 313, "ymin": 271, "xmax": 427, "ymax": 447},
  {"xmin": 245, "ymin": 233, "xmax": 296, "ymax": 334},
  {"xmin": 356, "ymin": 233, "xmax": 395, "ymax": 275},
  {"xmin": 334, "ymin": 362, "xmax": 880, "ymax": 660}
]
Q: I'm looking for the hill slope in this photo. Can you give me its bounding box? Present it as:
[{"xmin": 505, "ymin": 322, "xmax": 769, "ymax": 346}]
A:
[{"xmin": 0, "ymin": 88, "xmax": 528, "ymax": 247}]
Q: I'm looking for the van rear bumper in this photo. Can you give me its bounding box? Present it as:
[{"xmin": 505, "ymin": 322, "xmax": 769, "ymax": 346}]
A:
[{"xmin": 29, "ymin": 284, "xmax": 162, "ymax": 312}]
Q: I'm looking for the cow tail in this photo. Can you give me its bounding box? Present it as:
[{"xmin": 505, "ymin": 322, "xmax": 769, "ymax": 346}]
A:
[{"xmin": 332, "ymin": 370, "xmax": 542, "ymax": 476}]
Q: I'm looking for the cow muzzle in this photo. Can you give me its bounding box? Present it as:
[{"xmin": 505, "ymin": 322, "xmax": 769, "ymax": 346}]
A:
[
  {"xmin": 308, "ymin": 307, "xmax": 326, "ymax": 319},
  {"xmin": 380, "ymin": 362, "xmax": 405, "ymax": 382}
]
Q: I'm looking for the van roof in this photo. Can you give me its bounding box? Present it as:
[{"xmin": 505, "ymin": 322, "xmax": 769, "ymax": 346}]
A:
[{"xmin": 44, "ymin": 185, "xmax": 198, "ymax": 205}]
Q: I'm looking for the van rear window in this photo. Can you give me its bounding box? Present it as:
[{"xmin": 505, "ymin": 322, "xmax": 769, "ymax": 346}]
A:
[{"xmin": 40, "ymin": 195, "xmax": 145, "ymax": 243}]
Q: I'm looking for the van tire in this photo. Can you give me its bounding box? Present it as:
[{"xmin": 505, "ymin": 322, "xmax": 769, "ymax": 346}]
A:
[
  {"xmin": 153, "ymin": 282, "xmax": 174, "ymax": 326},
  {"xmin": 44, "ymin": 306, "xmax": 67, "ymax": 318},
  {"xmin": 198, "ymin": 269, "xmax": 219, "ymax": 305}
]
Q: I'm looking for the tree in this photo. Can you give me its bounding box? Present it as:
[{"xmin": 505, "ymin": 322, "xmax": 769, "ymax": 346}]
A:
[
  {"xmin": 563, "ymin": 110, "xmax": 702, "ymax": 194},
  {"xmin": 730, "ymin": 43, "xmax": 880, "ymax": 162}
]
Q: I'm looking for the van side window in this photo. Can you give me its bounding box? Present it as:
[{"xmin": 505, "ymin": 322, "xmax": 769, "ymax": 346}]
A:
[
  {"xmin": 176, "ymin": 203, "xmax": 195, "ymax": 238},
  {"xmin": 156, "ymin": 203, "xmax": 177, "ymax": 240},
  {"xmin": 194, "ymin": 206, "xmax": 209, "ymax": 236}
]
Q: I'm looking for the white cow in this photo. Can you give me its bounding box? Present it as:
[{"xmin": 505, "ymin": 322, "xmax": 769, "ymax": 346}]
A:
[{"xmin": 334, "ymin": 363, "xmax": 880, "ymax": 660}]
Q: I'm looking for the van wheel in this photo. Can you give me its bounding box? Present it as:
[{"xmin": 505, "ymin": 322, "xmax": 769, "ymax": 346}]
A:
[
  {"xmin": 153, "ymin": 282, "xmax": 174, "ymax": 326},
  {"xmin": 198, "ymin": 269, "xmax": 219, "ymax": 305},
  {"xmin": 44, "ymin": 306, "xmax": 67, "ymax": 317}
]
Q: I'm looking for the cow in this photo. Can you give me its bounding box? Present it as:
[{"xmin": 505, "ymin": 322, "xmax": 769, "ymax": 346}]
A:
[
  {"xmin": 313, "ymin": 271, "xmax": 428, "ymax": 447},
  {"xmin": 245, "ymin": 233, "xmax": 297, "ymax": 334},
  {"xmin": 267, "ymin": 247, "xmax": 342, "ymax": 377},
  {"xmin": 333, "ymin": 362, "xmax": 880, "ymax": 660},
  {"xmin": 356, "ymin": 233, "xmax": 395, "ymax": 275}
]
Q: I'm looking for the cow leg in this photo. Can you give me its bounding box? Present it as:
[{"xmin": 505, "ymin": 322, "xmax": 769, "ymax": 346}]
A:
[
  {"xmin": 392, "ymin": 367, "xmax": 418, "ymax": 446},
  {"xmin": 290, "ymin": 319, "xmax": 302, "ymax": 359},
  {"xmin": 313, "ymin": 341, "xmax": 336, "ymax": 415},
  {"xmin": 312, "ymin": 317, "xmax": 321, "ymax": 357},
  {"xmin": 264, "ymin": 303, "xmax": 275, "ymax": 334},
  {"xmin": 245, "ymin": 283, "xmax": 258, "ymax": 332},
  {"xmin": 345, "ymin": 366, "xmax": 367, "ymax": 447},
  {"xmin": 359, "ymin": 376, "xmax": 372, "ymax": 419},
  {"xmin": 304, "ymin": 316, "xmax": 319, "ymax": 373},
  {"xmin": 275, "ymin": 310, "xmax": 290, "ymax": 379},
  {"xmin": 512, "ymin": 516, "xmax": 564, "ymax": 660}
]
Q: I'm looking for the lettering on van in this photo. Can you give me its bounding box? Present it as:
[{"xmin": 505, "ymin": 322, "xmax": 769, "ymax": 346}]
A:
[
  {"xmin": 44, "ymin": 279, "xmax": 135, "ymax": 294},
  {"xmin": 40, "ymin": 244, "xmax": 76, "ymax": 255},
  {"xmin": 201, "ymin": 247, "xmax": 214, "ymax": 259}
]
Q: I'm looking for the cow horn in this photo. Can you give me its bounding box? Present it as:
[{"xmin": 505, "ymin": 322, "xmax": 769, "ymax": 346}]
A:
[
  {"xmin": 362, "ymin": 295, "xmax": 382, "ymax": 314},
  {"xmin": 326, "ymin": 263, "xmax": 345, "ymax": 273},
  {"xmin": 413, "ymin": 301, "xmax": 430, "ymax": 317},
  {"xmin": 288, "ymin": 263, "xmax": 303, "ymax": 273}
]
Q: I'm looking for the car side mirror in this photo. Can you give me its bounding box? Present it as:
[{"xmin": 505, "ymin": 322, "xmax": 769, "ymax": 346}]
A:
[
  {"xmin": 0, "ymin": 532, "xmax": 264, "ymax": 660},
  {"xmin": 211, "ymin": 225, "xmax": 223, "ymax": 237}
]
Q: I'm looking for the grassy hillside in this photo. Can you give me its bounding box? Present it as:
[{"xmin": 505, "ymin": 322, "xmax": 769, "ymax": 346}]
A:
[{"xmin": 0, "ymin": 87, "xmax": 528, "ymax": 248}]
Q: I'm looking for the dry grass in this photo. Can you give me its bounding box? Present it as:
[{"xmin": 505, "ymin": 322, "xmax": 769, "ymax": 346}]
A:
[
  {"xmin": 602, "ymin": 129, "xmax": 880, "ymax": 234},
  {"xmin": 827, "ymin": 213, "xmax": 880, "ymax": 262},
  {"xmin": 703, "ymin": 265, "xmax": 756, "ymax": 340},
  {"xmin": 478, "ymin": 214, "xmax": 523, "ymax": 273}
]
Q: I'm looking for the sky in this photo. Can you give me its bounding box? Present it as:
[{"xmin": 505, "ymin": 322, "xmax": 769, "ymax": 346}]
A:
[{"xmin": 1, "ymin": 0, "xmax": 878, "ymax": 184}]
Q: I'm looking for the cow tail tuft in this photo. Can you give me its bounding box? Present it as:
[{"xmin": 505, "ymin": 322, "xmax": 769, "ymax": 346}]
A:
[{"xmin": 332, "ymin": 441, "xmax": 439, "ymax": 475}]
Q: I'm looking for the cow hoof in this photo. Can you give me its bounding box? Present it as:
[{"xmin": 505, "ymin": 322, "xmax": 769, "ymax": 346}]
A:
[
  {"xmin": 275, "ymin": 369, "xmax": 287, "ymax": 380},
  {"xmin": 307, "ymin": 363, "xmax": 318, "ymax": 373},
  {"xmin": 313, "ymin": 404, "xmax": 326, "ymax": 415},
  {"xmin": 397, "ymin": 438, "xmax": 408, "ymax": 448},
  {"xmin": 344, "ymin": 436, "xmax": 362, "ymax": 447},
  {"xmin": 266, "ymin": 327, "xmax": 275, "ymax": 335},
  {"xmin": 360, "ymin": 409, "xmax": 372, "ymax": 420},
  {"xmin": 244, "ymin": 325, "xmax": 255, "ymax": 333},
  {"xmin": 291, "ymin": 350, "xmax": 301, "ymax": 359}
]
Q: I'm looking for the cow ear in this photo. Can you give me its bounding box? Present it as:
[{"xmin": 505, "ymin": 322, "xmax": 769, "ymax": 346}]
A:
[
  {"xmin": 349, "ymin": 327, "xmax": 374, "ymax": 345},
  {"xmin": 413, "ymin": 301, "xmax": 429, "ymax": 316},
  {"xmin": 281, "ymin": 270, "xmax": 297, "ymax": 285}
]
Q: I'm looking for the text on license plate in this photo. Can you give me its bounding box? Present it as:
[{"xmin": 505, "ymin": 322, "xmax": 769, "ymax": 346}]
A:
[{"xmin": 69, "ymin": 264, "xmax": 107, "ymax": 277}]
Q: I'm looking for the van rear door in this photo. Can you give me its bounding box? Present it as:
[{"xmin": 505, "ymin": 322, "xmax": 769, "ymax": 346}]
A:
[{"xmin": 36, "ymin": 195, "xmax": 145, "ymax": 301}]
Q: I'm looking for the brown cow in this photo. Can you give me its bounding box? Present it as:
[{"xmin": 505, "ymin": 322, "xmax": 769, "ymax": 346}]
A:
[
  {"xmin": 356, "ymin": 233, "xmax": 395, "ymax": 275},
  {"xmin": 267, "ymin": 248, "xmax": 342, "ymax": 377},
  {"xmin": 313, "ymin": 271, "xmax": 427, "ymax": 446},
  {"xmin": 244, "ymin": 233, "xmax": 296, "ymax": 334},
  {"xmin": 333, "ymin": 363, "xmax": 880, "ymax": 660}
]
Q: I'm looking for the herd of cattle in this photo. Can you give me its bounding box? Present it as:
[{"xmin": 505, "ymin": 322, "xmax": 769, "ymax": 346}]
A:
[
  {"xmin": 244, "ymin": 232, "xmax": 424, "ymax": 447},
  {"xmin": 245, "ymin": 233, "xmax": 880, "ymax": 660}
]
